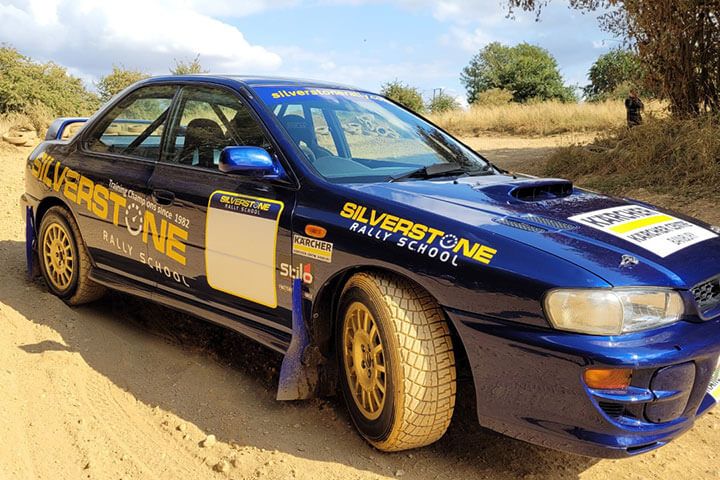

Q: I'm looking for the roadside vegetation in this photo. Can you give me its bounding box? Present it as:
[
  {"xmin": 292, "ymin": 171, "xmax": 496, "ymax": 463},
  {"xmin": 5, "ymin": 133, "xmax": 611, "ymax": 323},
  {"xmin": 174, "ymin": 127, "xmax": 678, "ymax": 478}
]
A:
[
  {"xmin": 429, "ymin": 100, "xmax": 665, "ymax": 136},
  {"xmin": 544, "ymin": 115, "xmax": 720, "ymax": 200},
  {"xmin": 0, "ymin": 46, "xmax": 99, "ymax": 133},
  {"xmin": 0, "ymin": 46, "xmax": 206, "ymax": 139},
  {"xmin": 508, "ymin": 1, "xmax": 720, "ymax": 203}
]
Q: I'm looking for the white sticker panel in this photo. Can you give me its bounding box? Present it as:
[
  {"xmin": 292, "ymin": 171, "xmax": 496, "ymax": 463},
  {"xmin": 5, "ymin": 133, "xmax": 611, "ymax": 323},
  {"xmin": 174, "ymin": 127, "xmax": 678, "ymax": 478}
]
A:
[
  {"xmin": 709, "ymin": 359, "xmax": 720, "ymax": 402},
  {"xmin": 569, "ymin": 205, "xmax": 717, "ymax": 258},
  {"xmin": 205, "ymin": 191, "xmax": 284, "ymax": 308}
]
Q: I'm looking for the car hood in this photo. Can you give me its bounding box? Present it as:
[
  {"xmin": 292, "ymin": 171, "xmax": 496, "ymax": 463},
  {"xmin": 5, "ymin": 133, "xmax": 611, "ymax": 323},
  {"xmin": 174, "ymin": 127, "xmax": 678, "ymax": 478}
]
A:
[{"xmin": 343, "ymin": 175, "xmax": 720, "ymax": 289}]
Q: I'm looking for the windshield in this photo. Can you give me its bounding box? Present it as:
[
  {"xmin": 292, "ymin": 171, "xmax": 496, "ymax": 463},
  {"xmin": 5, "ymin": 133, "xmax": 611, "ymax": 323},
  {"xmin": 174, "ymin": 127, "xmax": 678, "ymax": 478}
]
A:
[{"xmin": 254, "ymin": 86, "xmax": 492, "ymax": 183}]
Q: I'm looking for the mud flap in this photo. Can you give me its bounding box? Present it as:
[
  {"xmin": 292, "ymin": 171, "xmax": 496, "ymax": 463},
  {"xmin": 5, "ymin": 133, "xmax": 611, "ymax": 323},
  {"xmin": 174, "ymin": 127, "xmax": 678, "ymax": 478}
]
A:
[
  {"xmin": 25, "ymin": 206, "xmax": 37, "ymax": 278},
  {"xmin": 277, "ymin": 278, "xmax": 317, "ymax": 400}
]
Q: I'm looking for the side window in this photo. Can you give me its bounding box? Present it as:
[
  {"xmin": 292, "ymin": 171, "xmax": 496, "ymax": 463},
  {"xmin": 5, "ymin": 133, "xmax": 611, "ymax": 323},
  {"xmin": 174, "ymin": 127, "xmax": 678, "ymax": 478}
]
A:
[
  {"xmin": 84, "ymin": 86, "xmax": 176, "ymax": 160},
  {"xmin": 164, "ymin": 86, "xmax": 271, "ymax": 170}
]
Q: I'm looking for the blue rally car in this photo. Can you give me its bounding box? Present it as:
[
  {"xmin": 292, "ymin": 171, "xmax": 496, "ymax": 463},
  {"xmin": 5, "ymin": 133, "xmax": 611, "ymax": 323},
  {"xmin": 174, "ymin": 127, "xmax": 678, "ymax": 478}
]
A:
[{"xmin": 21, "ymin": 75, "xmax": 720, "ymax": 457}]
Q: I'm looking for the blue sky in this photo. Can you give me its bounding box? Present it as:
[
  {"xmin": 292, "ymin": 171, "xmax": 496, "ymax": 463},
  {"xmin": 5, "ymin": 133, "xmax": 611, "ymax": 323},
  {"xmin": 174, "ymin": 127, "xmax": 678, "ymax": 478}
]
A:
[{"xmin": 0, "ymin": 0, "xmax": 620, "ymax": 102}]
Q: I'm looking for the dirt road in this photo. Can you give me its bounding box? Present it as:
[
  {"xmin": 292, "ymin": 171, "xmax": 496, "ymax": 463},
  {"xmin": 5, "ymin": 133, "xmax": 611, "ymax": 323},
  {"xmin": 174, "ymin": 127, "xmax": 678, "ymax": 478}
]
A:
[{"xmin": 0, "ymin": 139, "xmax": 718, "ymax": 480}]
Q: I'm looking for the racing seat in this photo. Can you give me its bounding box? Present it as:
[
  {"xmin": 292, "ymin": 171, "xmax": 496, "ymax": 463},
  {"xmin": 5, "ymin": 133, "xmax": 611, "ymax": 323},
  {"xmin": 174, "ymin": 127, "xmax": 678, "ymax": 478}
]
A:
[
  {"xmin": 226, "ymin": 110, "xmax": 269, "ymax": 148},
  {"xmin": 279, "ymin": 114, "xmax": 332, "ymax": 162},
  {"xmin": 179, "ymin": 118, "xmax": 225, "ymax": 169}
]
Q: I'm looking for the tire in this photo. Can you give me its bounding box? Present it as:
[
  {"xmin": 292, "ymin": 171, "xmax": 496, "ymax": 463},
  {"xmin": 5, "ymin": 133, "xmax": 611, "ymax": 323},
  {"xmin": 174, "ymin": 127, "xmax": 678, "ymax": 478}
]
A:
[
  {"xmin": 2, "ymin": 133, "xmax": 30, "ymax": 146},
  {"xmin": 337, "ymin": 272, "xmax": 456, "ymax": 451},
  {"xmin": 38, "ymin": 206, "xmax": 106, "ymax": 305}
]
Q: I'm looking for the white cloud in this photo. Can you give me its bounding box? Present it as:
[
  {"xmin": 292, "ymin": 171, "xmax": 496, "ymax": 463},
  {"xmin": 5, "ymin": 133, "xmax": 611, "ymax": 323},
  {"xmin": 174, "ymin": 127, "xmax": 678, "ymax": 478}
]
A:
[
  {"xmin": 442, "ymin": 26, "xmax": 494, "ymax": 52},
  {"xmin": 181, "ymin": 0, "xmax": 300, "ymax": 18},
  {"xmin": 0, "ymin": 0, "xmax": 282, "ymax": 80}
]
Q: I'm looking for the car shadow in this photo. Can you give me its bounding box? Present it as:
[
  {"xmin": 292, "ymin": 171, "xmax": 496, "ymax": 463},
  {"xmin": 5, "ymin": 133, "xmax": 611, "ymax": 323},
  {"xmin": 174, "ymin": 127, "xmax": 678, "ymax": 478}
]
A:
[{"xmin": 0, "ymin": 239, "xmax": 597, "ymax": 479}]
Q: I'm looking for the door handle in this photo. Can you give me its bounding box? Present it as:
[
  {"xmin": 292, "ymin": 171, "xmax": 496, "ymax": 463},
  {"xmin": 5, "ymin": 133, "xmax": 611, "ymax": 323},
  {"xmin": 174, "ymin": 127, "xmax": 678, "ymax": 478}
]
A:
[{"xmin": 152, "ymin": 189, "xmax": 175, "ymax": 205}]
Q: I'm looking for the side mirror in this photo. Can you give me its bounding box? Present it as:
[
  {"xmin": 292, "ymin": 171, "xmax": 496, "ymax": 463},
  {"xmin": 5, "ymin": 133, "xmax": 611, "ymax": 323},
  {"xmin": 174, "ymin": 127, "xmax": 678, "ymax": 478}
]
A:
[{"xmin": 219, "ymin": 146, "xmax": 279, "ymax": 177}]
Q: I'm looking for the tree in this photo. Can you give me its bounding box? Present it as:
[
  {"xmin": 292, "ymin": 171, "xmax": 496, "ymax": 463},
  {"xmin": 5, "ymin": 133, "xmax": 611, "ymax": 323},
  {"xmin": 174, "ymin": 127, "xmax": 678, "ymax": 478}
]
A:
[
  {"xmin": 507, "ymin": 1, "xmax": 720, "ymax": 116},
  {"xmin": 584, "ymin": 49, "xmax": 644, "ymax": 101},
  {"xmin": 96, "ymin": 65, "xmax": 149, "ymax": 102},
  {"xmin": 0, "ymin": 45, "xmax": 99, "ymax": 116},
  {"xmin": 171, "ymin": 54, "xmax": 207, "ymax": 75},
  {"xmin": 427, "ymin": 91, "xmax": 460, "ymax": 113},
  {"xmin": 460, "ymin": 42, "xmax": 577, "ymax": 104},
  {"xmin": 380, "ymin": 80, "xmax": 425, "ymax": 113}
]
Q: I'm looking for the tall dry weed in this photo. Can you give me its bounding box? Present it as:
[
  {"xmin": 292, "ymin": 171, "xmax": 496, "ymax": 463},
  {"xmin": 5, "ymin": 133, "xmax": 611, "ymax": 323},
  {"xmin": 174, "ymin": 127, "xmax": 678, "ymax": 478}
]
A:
[{"xmin": 430, "ymin": 100, "xmax": 666, "ymax": 136}]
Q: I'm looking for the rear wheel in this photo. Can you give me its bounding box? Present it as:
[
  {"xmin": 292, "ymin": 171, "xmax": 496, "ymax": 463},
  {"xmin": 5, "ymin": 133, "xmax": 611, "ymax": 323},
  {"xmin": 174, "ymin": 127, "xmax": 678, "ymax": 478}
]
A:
[
  {"xmin": 38, "ymin": 206, "xmax": 105, "ymax": 305},
  {"xmin": 338, "ymin": 272, "xmax": 456, "ymax": 451}
]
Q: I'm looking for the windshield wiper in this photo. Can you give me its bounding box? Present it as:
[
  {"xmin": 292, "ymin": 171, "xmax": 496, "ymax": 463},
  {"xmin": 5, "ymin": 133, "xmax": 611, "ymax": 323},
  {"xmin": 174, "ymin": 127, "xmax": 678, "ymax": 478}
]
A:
[
  {"xmin": 390, "ymin": 163, "xmax": 494, "ymax": 182},
  {"xmin": 390, "ymin": 163, "xmax": 467, "ymax": 182}
]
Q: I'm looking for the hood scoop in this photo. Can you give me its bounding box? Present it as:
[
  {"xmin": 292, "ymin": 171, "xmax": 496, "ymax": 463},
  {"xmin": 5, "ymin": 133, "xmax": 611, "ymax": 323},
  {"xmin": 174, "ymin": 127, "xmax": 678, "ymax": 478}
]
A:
[
  {"xmin": 509, "ymin": 179, "xmax": 573, "ymax": 202},
  {"xmin": 472, "ymin": 178, "xmax": 574, "ymax": 203}
]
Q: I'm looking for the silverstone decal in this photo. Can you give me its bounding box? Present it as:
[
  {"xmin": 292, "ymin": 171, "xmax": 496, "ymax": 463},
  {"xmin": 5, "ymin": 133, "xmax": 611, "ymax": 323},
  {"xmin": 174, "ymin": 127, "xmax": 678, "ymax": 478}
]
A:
[
  {"xmin": 31, "ymin": 153, "xmax": 191, "ymax": 285},
  {"xmin": 569, "ymin": 205, "xmax": 717, "ymax": 258},
  {"xmin": 268, "ymin": 88, "xmax": 387, "ymax": 102},
  {"xmin": 340, "ymin": 202, "xmax": 497, "ymax": 266},
  {"xmin": 292, "ymin": 234, "xmax": 333, "ymax": 263},
  {"xmin": 205, "ymin": 191, "xmax": 284, "ymax": 308}
]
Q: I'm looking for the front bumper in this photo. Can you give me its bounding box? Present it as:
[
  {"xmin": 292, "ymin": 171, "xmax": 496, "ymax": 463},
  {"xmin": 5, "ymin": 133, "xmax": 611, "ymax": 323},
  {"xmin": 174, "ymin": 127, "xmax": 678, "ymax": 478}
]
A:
[{"xmin": 446, "ymin": 307, "xmax": 720, "ymax": 458}]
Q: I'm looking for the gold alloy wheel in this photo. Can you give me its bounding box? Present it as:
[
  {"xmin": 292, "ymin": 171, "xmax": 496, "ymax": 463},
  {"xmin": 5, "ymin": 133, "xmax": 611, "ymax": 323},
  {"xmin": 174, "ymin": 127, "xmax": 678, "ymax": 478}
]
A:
[
  {"xmin": 342, "ymin": 302, "xmax": 387, "ymax": 420},
  {"xmin": 42, "ymin": 222, "xmax": 75, "ymax": 291}
]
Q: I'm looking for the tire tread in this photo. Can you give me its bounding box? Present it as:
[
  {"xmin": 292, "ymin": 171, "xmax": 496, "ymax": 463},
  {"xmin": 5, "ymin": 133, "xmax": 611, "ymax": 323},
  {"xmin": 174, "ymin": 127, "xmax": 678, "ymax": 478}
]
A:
[{"xmin": 344, "ymin": 272, "xmax": 456, "ymax": 451}]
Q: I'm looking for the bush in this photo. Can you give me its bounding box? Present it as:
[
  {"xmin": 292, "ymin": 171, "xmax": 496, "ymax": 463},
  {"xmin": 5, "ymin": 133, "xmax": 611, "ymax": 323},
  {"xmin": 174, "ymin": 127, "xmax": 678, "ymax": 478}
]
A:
[
  {"xmin": 427, "ymin": 92, "xmax": 460, "ymax": 114},
  {"xmin": 461, "ymin": 42, "xmax": 577, "ymax": 104},
  {"xmin": 472, "ymin": 88, "xmax": 514, "ymax": 107},
  {"xmin": 380, "ymin": 80, "xmax": 425, "ymax": 113},
  {"xmin": 584, "ymin": 49, "xmax": 645, "ymax": 102},
  {"xmin": 171, "ymin": 55, "xmax": 207, "ymax": 75},
  {"xmin": 96, "ymin": 66, "xmax": 149, "ymax": 102},
  {"xmin": 544, "ymin": 116, "xmax": 720, "ymax": 199},
  {"xmin": 0, "ymin": 45, "xmax": 99, "ymax": 130}
]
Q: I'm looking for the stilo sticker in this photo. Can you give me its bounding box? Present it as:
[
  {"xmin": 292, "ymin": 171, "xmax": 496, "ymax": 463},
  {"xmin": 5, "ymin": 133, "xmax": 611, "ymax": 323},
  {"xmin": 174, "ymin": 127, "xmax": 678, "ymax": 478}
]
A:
[{"xmin": 569, "ymin": 205, "xmax": 717, "ymax": 258}]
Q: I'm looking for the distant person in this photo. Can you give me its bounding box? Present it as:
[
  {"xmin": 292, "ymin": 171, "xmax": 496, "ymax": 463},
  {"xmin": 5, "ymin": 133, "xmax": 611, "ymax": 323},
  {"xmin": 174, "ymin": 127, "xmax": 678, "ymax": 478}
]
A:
[{"xmin": 625, "ymin": 89, "xmax": 644, "ymax": 127}]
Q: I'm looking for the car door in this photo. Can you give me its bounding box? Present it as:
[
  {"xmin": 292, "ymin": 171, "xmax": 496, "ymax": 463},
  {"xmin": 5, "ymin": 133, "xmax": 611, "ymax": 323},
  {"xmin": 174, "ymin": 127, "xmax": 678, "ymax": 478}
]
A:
[
  {"xmin": 147, "ymin": 84, "xmax": 296, "ymax": 329},
  {"xmin": 74, "ymin": 84, "xmax": 178, "ymax": 290}
]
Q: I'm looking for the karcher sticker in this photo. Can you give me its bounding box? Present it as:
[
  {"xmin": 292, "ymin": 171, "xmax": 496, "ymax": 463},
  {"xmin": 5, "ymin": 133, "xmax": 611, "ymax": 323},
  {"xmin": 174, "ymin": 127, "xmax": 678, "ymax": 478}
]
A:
[
  {"xmin": 292, "ymin": 234, "xmax": 333, "ymax": 263},
  {"xmin": 205, "ymin": 191, "xmax": 284, "ymax": 308},
  {"xmin": 569, "ymin": 205, "xmax": 717, "ymax": 258}
]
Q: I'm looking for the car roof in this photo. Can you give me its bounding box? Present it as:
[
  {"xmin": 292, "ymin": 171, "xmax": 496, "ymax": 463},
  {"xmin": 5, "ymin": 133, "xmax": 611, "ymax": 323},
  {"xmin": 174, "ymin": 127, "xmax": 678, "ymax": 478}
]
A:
[{"xmin": 140, "ymin": 74, "xmax": 367, "ymax": 93}]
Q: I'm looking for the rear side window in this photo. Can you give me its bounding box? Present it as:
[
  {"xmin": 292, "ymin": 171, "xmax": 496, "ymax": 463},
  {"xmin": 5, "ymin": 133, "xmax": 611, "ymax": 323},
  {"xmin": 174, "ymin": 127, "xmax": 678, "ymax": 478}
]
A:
[{"xmin": 84, "ymin": 85, "xmax": 176, "ymax": 161}]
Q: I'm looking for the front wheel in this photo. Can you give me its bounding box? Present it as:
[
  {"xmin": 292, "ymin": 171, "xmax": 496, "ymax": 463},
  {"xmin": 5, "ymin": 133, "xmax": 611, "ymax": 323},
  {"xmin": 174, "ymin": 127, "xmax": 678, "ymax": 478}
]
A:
[
  {"xmin": 338, "ymin": 272, "xmax": 456, "ymax": 451},
  {"xmin": 38, "ymin": 206, "xmax": 106, "ymax": 305}
]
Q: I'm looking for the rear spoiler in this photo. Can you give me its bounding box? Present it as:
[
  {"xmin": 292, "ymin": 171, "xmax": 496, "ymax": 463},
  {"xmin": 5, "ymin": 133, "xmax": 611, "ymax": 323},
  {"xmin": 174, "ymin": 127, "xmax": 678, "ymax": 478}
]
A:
[{"xmin": 45, "ymin": 117, "xmax": 88, "ymax": 141}]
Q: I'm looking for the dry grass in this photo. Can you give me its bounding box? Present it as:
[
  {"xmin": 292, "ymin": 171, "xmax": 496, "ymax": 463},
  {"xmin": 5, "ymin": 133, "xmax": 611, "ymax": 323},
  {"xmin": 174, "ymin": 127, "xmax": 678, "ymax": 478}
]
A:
[
  {"xmin": 544, "ymin": 116, "xmax": 720, "ymax": 200},
  {"xmin": 430, "ymin": 100, "xmax": 666, "ymax": 137},
  {"xmin": 0, "ymin": 105, "xmax": 54, "ymax": 137}
]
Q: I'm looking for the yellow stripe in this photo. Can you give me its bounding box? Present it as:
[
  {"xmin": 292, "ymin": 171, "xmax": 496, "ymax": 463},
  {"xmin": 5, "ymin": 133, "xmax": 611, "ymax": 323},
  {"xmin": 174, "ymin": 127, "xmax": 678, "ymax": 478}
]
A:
[
  {"xmin": 610, "ymin": 214, "xmax": 673, "ymax": 234},
  {"xmin": 294, "ymin": 243, "xmax": 331, "ymax": 258}
]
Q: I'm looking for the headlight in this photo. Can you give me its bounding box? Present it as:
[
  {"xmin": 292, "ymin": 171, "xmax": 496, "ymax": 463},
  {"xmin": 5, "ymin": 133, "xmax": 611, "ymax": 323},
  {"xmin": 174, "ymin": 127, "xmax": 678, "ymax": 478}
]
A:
[{"xmin": 544, "ymin": 288, "xmax": 684, "ymax": 335}]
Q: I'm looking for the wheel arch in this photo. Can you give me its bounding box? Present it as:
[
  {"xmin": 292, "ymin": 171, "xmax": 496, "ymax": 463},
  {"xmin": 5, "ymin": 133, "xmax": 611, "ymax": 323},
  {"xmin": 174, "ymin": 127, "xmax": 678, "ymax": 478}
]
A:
[
  {"xmin": 34, "ymin": 195, "xmax": 94, "ymax": 268},
  {"xmin": 35, "ymin": 195, "xmax": 77, "ymax": 229}
]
